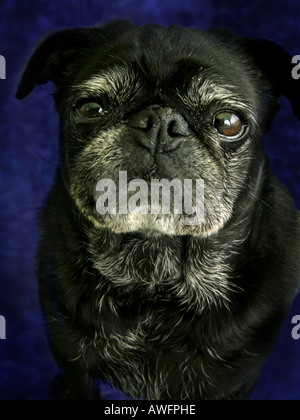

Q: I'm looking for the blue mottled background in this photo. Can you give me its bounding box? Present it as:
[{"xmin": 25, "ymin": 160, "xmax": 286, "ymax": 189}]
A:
[{"xmin": 1, "ymin": 0, "xmax": 300, "ymax": 400}]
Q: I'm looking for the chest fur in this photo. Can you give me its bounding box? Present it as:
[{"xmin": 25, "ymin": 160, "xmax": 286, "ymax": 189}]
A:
[{"xmin": 87, "ymin": 232, "xmax": 237, "ymax": 313}]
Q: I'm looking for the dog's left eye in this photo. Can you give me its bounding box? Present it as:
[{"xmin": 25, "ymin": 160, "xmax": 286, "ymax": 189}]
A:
[
  {"xmin": 213, "ymin": 112, "xmax": 245, "ymax": 138},
  {"xmin": 75, "ymin": 102, "xmax": 104, "ymax": 120}
]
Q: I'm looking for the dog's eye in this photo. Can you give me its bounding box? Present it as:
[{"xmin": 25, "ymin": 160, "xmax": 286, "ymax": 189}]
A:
[
  {"xmin": 213, "ymin": 112, "xmax": 244, "ymax": 137},
  {"xmin": 75, "ymin": 102, "xmax": 104, "ymax": 119}
]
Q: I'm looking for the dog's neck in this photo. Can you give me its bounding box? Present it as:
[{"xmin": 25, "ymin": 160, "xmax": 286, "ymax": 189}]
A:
[{"xmin": 85, "ymin": 212, "xmax": 253, "ymax": 313}]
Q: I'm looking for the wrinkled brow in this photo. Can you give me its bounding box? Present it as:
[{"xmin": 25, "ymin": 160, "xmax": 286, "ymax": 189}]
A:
[
  {"xmin": 186, "ymin": 76, "xmax": 248, "ymax": 108},
  {"xmin": 180, "ymin": 74, "xmax": 258, "ymax": 124},
  {"xmin": 69, "ymin": 65, "xmax": 142, "ymax": 103}
]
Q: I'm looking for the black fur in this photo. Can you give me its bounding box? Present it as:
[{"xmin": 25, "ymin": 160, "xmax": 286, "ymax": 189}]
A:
[{"xmin": 17, "ymin": 20, "xmax": 300, "ymax": 400}]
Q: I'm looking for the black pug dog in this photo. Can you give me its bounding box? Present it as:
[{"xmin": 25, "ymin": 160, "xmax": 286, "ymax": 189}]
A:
[{"xmin": 16, "ymin": 20, "xmax": 300, "ymax": 400}]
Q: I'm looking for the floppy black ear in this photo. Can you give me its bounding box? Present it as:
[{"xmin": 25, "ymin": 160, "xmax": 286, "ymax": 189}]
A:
[
  {"xmin": 16, "ymin": 28, "xmax": 92, "ymax": 100},
  {"xmin": 244, "ymin": 39, "xmax": 300, "ymax": 120}
]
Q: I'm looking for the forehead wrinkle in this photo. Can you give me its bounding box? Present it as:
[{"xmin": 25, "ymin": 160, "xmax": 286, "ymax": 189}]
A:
[
  {"xmin": 73, "ymin": 65, "xmax": 140, "ymax": 99},
  {"xmin": 79, "ymin": 75, "xmax": 113, "ymax": 92},
  {"xmin": 191, "ymin": 77, "xmax": 242, "ymax": 106},
  {"xmin": 185, "ymin": 75, "xmax": 257, "ymax": 123}
]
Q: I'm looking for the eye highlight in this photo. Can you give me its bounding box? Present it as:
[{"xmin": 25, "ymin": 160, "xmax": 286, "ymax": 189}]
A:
[
  {"xmin": 213, "ymin": 111, "xmax": 245, "ymax": 138},
  {"xmin": 74, "ymin": 102, "xmax": 104, "ymax": 121}
]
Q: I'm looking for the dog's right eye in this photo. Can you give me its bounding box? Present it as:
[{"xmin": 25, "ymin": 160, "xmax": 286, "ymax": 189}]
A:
[
  {"xmin": 74, "ymin": 102, "xmax": 104, "ymax": 120},
  {"xmin": 213, "ymin": 112, "xmax": 244, "ymax": 137}
]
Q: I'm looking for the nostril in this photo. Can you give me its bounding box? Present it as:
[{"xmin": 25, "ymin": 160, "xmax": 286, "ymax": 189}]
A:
[
  {"xmin": 127, "ymin": 113, "xmax": 157, "ymax": 133},
  {"xmin": 142, "ymin": 116, "xmax": 156, "ymax": 133},
  {"xmin": 167, "ymin": 118, "xmax": 189, "ymax": 138},
  {"xmin": 135, "ymin": 117, "xmax": 152, "ymax": 132},
  {"xmin": 168, "ymin": 120, "xmax": 182, "ymax": 137}
]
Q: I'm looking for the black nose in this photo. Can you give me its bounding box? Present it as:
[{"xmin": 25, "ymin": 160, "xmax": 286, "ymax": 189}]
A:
[{"xmin": 126, "ymin": 105, "xmax": 189, "ymax": 153}]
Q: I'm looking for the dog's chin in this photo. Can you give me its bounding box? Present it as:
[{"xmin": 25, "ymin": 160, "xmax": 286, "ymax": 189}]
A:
[{"xmin": 80, "ymin": 211, "xmax": 228, "ymax": 238}]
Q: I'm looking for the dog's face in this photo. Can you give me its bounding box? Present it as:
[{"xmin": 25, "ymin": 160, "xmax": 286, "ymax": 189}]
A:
[{"xmin": 16, "ymin": 21, "xmax": 300, "ymax": 236}]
